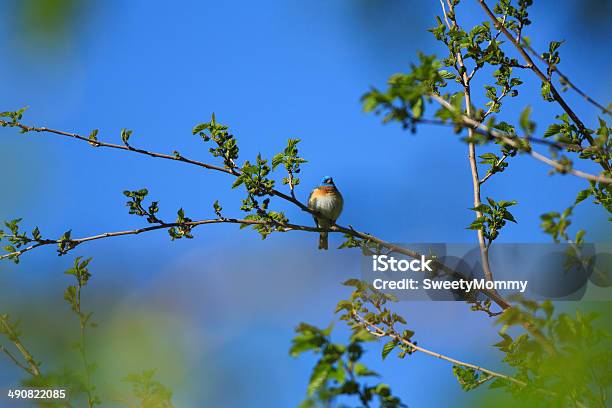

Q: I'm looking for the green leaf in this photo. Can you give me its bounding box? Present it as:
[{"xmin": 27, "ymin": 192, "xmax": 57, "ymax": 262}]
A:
[
  {"xmin": 519, "ymin": 106, "xmax": 534, "ymax": 135},
  {"xmin": 502, "ymin": 211, "xmax": 517, "ymax": 223},
  {"xmin": 543, "ymin": 124, "xmax": 561, "ymax": 138},
  {"xmin": 541, "ymin": 82, "xmax": 553, "ymax": 101},
  {"xmin": 307, "ymin": 362, "xmax": 331, "ymax": 396},
  {"xmin": 353, "ymin": 362, "xmax": 378, "ymax": 377},
  {"xmin": 271, "ymin": 153, "xmax": 284, "ymax": 170},
  {"xmin": 342, "ymin": 279, "xmax": 362, "ymax": 288},
  {"xmin": 575, "ymin": 229, "xmax": 586, "ymax": 244},
  {"xmin": 192, "ymin": 123, "xmax": 208, "ymax": 135},
  {"xmin": 439, "ymin": 70, "xmax": 456, "ymax": 79},
  {"xmin": 488, "ymin": 378, "xmax": 507, "ymax": 389},
  {"xmin": 120, "ymin": 128, "xmax": 133, "ymax": 145},
  {"xmin": 381, "ymin": 340, "xmax": 398, "ymax": 360},
  {"xmin": 411, "ymin": 98, "xmax": 424, "ymax": 119},
  {"xmin": 335, "ymin": 300, "xmax": 353, "ymax": 313},
  {"xmin": 497, "ymin": 200, "xmax": 517, "ymax": 207},
  {"xmin": 88, "ymin": 129, "xmax": 99, "ymax": 143},
  {"xmin": 574, "ymin": 189, "xmax": 591, "ymax": 205},
  {"xmin": 470, "ymin": 204, "xmax": 491, "ymax": 214}
]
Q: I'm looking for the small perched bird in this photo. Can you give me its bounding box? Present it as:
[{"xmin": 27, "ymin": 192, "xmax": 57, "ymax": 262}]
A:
[{"xmin": 308, "ymin": 176, "xmax": 344, "ymax": 250}]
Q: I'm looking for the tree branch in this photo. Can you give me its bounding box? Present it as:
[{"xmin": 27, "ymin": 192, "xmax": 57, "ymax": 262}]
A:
[
  {"xmin": 0, "ymin": 120, "xmax": 234, "ymax": 175},
  {"xmin": 0, "ymin": 315, "xmax": 41, "ymax": 377},
  {"xmin": 0, "ymin": 218, "xmax": 326, "ymax": 261},
  {"xmin": 1, "ymin": 115, "xmax": 564, "ymax": 351},
  {"xmin": 520, "ymin": 38, "xmax": 612, "ymax": 117},
  {"xmin": 0, "ymin": 343, "xmax": 33, "ymax": 375},
  {"xmin": 431, "ymin": 94, "xmax": 612, "ymax": 184},
  {"xmin": 476, "ymin": 0, "xmax": 611, "ymax": 173},
  {"xmin": 353, "ymin": 310, "xmax": 526, "ymax": 387},
  {"xmin": 480, "ymin": 153, "xmax": 508, "ymax": 185},
  {"xmin": 445, "ymin": 0, "xmax": 494, "ymax": 282},
  {"xmin": 1, "ymin": 216, "xmax": 517, "ymax": 312}
]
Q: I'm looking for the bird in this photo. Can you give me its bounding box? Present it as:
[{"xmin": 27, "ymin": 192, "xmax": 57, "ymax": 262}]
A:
[{"xmin": 308, "ymin": 176, "xmax": 344, "ymax": 250}]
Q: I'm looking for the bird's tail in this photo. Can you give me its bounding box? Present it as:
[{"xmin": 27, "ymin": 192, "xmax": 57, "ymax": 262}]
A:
[{"xmin": 318, "ymin": 232, "xmax": 328, "ymax": 250}]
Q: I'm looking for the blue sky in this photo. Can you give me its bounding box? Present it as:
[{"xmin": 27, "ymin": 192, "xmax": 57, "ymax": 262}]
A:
[{"xmin": 0, "ymin": 1, "xmax": 610, "ymax": 406}]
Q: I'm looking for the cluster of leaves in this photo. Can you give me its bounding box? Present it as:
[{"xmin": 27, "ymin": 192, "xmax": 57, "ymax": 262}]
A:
[
  {"xmin": 540, "ymin": 208, "xmax": 576, "ymax": 244},
  {"xmin": 0, "ymin": 218, "xmax": 33, "ymax": 263},
  {"xmin": 330, "ymin": 281, "xmax": 519, "ymax": 399},
  {"xmin": 234, "ymin": 153, "xmax": 290, "ymax": 239},
  {"xmin": 483, "ymin": 66, "xmax": 523, "ymax": 115},
  {"xmin": 467, "ymin": 198, "xmax": 517, "ymax": 243},
  {"xmin": 0, "ymin": 106, "xmax": 28, "ymax": 128},
  {"xmin": 124, "ymin": 188, "xmax": 162, "ymax": 224},
  {"xmin": 0, "ymin": 218, "xmax": 75, "ymax": 262},
  {"xmin": 120, "ymin": 128, "xmax": 133, "ymax": 146},
  {"xmin": 361, "ymin": 19, "xmax": 528, "ymax": 160},
  {"xmin": 479, "ymin": 151, "xmax": 509, "ymax": 178},
  {"xmin": 123, "ymin": 188, "xmax": 196, "ymax": 240},
  {"xmin": 168, "ymin": 208, "xmax": 194, "ymax": 240},
  {"xmin": 7, "ymin": 258, "xmax": 101, "ymax": 406},
  {"xmin": 335, "ymin": 280, "xmax": 417, "ymax": 363},
  {"xmin": 544, "ymin": 115, "xmax": 610, "ymax": 162},
  {"xmin": 63, "ymin": 257, "xmax": 101, "ymax": 407},
  {"xmin": 492, "ymin": 298, "xmax": 611, "ymax": 407},
  {"xmin": 338, "ymin": 234, "xmax": 384, "ymax": 255},
  {"xmin": 362, "ymin": 53, "xmax": 448, "ymax": 131},
  {"xmin": 192, "ymin": 113, "xmax": 239, "ymax": 170},
  {"xmin": 123, "ymin": 370, "xmax": 174, "ymax": 408},
  {"xmin": 494, "ymin": 0, "xmax": 533, "ymax": 30},
  {"xmin": 537, "ymin": 117, "xmax": 610, "ymax": 240},
  {"xmin": 290, "ymin": 322, "xmax": 406, "ymax": 408},
  {"xmin": 233, "ymin": 154, "xmax": 276, "ymax": 199},
  {"xmin": 452, "ymin": 365, "xmax": 489, "ymax": 392},
  {"xmin": 0, "ymin": 314, "xmax": 40, "ymax": 376},
  {"xmin": 2, "ymin": 258, "xmax": 176, "ymax": 407},
  {"xmin": 272, "ymin": 138, "xmax": 307, "ymax": 193},
  {"xmin": 361, "ymin": 0, "xmax": 610, "ymax": 259},
  {"xmin": 193, "ymin": 114, "xmax": 311, "ymax": 239},
  {"xmin": 539, "ymin": 173, "xmax": 611, "ymax": 244}
]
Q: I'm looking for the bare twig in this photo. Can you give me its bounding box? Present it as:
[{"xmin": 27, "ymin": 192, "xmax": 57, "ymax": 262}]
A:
[
  {"xmin": 0, "ymin": 120, "xmax": 235, "ymax": 175},
  {"xmin": 438, "ymin": 0, "xmax": 452, "ymax": 29}
]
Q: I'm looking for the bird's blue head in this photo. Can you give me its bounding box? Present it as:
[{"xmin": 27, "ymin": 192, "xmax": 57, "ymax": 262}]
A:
[{"xmin": 320, "ymin": 176, "xmax": 335, "ymax": 186}]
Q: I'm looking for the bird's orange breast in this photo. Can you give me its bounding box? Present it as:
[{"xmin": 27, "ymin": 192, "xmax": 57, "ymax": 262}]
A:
[{"xmin": 312, "ymin": 186, "xmax": 337, "ymax": 198}]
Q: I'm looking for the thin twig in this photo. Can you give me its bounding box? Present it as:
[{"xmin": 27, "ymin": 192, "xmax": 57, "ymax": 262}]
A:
[
  {"xmin": 0, "ymin": 315, "xmax": 41, "ymax": 376},
  {"xmin": 521, "ymin": 40, "xmax": 612, "ymax": 116},
  {"xmin": 0, "ymin": 120, "xmax": 234, "ymax": 176},
  {"xmin": 0, "ymin": 218, "xmax": 324, "ymax": 261},
  {"xmin": 480, "ymin": 153, "xmax": 508, "ymax": 184},
  {"xmin": 431, "ymin": 94, "xmax": 612, "ymax": 184},
  {"xmin": 353, "ymin": 311, "xmax": 526, "ymax": 387},
  {"xmin": 0, "ymin": 344, "xmax": 33, "ymax": 375}
]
